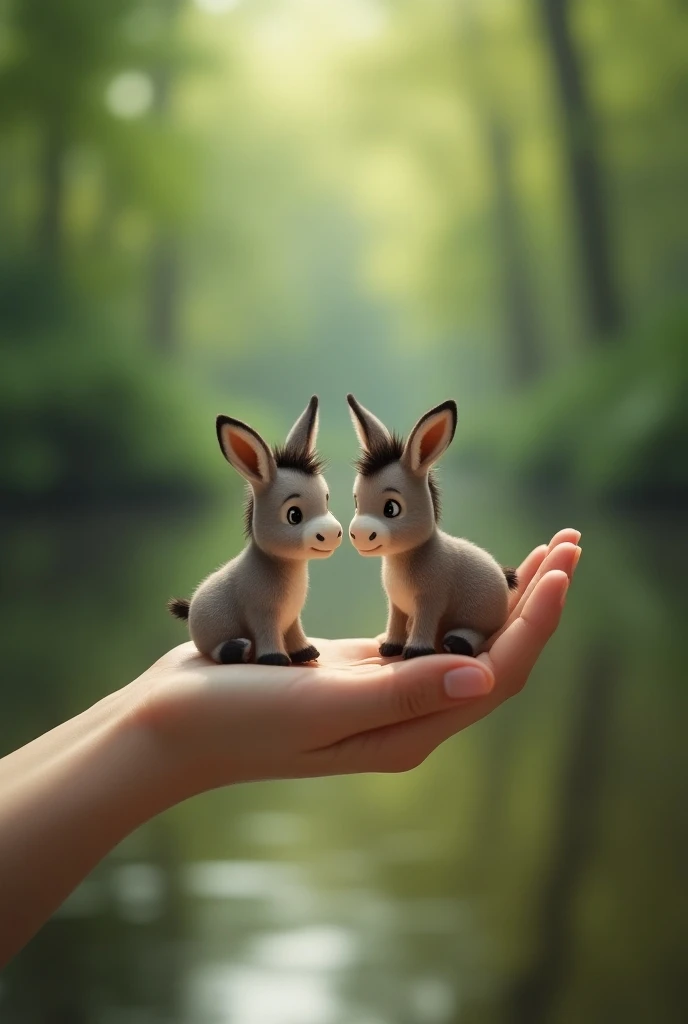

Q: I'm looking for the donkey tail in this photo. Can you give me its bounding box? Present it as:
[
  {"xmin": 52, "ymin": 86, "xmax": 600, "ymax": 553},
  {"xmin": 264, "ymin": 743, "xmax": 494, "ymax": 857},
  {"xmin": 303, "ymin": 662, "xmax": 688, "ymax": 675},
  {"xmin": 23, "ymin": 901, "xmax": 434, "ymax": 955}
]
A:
[
  {"xmin": 502, "ymin": 567, "xmax": 519, "ymax": 591},
  {"xmin": 168, "ymin": 597, "xmax": 190, "ymax": 620}
]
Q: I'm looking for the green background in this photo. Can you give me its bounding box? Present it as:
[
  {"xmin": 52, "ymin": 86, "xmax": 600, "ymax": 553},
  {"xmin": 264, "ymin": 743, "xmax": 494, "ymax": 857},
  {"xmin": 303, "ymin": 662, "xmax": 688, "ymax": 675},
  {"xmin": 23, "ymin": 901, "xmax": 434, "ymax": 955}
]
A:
[{"xmin": 1, "ymin": 0, "xmax": 686, "ymax": 1021}]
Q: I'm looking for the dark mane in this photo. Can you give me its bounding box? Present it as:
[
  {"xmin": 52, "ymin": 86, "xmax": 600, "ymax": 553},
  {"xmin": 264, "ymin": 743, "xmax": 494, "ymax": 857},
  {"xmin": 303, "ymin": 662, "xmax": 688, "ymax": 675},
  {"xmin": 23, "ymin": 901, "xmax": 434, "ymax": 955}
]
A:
[
  {"xmin": 244, "ymin": 488, "xmax": 254, "ymax": 537},
  {"xmin": 244, "ymin": 442, "xmax": 324, "ymax": 536},
  {"xmin": 355, "ymin": 432, "xmax": 442, "ymax": 522},
  {"xmin": 273, "ymin": 442, "xmax": 324, "ymax": 476},
  {"xmin": 354, "ymin": 432, "xmax": 405, "ymax": 476},
  {"xmin": 427, "ymin": 471, "xmax": 442, "ymax": 521}
]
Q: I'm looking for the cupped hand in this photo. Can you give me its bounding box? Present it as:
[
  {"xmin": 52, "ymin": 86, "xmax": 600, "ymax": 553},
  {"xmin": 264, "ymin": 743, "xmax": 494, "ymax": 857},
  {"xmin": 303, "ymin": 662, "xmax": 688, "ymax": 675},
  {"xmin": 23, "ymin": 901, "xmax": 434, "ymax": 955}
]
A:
[{"xmin": 133, "ymin": 529, "xmax": 580, "ymax": 795}]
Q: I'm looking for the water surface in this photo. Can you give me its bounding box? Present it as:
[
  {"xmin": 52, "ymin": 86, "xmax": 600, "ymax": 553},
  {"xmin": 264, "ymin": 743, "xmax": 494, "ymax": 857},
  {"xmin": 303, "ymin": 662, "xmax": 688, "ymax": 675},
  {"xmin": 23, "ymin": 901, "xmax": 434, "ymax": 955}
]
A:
[{"xmin": 1, "ymin": 471, "xmax": 686, "ymax": 1023}]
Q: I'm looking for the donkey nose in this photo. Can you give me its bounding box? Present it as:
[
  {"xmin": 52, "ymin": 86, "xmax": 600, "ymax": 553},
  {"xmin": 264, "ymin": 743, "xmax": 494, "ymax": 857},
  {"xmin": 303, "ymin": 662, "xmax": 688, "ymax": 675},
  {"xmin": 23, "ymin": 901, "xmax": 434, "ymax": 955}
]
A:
[
  {"xmin": 369, "ymin": 532, "xmax": 377, "ymax": 541},
  {"xmin": 309, "ymin": 513, "xmax": 343, "ymax": 552}
]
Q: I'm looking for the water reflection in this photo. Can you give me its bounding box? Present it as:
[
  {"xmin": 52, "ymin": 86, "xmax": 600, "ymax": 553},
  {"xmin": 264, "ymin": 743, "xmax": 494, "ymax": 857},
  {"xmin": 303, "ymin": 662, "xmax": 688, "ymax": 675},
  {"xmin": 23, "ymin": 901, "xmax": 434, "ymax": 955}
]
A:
[{"xmin": 1, "ymin": 476, "xmax": 686, "ymax": 1023}]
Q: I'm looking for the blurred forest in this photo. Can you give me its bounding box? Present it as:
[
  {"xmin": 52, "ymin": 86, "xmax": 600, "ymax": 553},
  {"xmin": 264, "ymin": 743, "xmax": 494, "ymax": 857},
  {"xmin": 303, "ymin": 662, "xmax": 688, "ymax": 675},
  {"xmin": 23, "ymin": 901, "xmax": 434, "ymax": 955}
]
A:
[
  {"xmin": 0, "ymin": 0, "xmax": 686, "ymax": 506},
  {"xmin": 1, "ymin": 4, "xmax": 687, "ymax": 1022}
]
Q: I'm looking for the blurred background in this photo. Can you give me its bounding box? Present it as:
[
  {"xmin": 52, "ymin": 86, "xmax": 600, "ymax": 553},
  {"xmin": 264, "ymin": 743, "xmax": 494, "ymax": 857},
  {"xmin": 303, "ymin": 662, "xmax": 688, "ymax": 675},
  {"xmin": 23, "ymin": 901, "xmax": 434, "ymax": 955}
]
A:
[{"xmin": 0, "ymin": 0, "xmax": 686, "ymax": 1020}]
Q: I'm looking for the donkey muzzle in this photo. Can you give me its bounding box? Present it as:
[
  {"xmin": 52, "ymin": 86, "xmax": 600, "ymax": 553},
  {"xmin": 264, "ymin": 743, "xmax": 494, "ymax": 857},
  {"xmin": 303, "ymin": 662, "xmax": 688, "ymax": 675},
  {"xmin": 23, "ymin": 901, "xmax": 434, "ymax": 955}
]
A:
[
  {"xmin": 348, "ymin": 515, "xmax": 389, "ymax": 555},
  {"xmin": 305, "ymin": 513, "xmax": 343, "ymax": 556}
]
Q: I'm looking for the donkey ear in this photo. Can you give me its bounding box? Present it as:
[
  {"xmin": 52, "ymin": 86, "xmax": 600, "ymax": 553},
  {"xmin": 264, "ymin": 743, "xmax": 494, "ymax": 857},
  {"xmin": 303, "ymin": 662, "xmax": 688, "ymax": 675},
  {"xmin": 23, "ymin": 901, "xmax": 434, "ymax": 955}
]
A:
[
  {"xmin": 284, "ymin": 395, "xmax": 319, "ymax": 453},
  {"xmin": 216, "ymin": 415, "xmax": 276, "ymax": 487},
  {"xmin": 402, "ymin": 400, "xmax": 457, "ymax": 475},
  {"xmin": 346, "ymin": 394, "xmax": 392, "ymax": 452}
]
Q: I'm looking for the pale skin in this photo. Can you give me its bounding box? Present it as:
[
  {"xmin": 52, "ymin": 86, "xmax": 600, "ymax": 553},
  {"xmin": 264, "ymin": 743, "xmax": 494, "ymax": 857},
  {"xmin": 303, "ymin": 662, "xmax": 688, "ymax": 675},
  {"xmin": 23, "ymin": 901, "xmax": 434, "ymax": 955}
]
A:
[{"xmin": 0, "ymin": 530, "xmax": 580, "ymax": 967}]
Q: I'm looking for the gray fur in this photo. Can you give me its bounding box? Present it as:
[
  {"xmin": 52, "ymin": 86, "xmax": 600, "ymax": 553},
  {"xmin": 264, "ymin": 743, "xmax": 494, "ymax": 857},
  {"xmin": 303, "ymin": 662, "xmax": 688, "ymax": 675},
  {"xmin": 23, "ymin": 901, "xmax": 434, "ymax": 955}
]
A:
[
  {"xmin": 347, "ymin": 395, "xmax": 513, "ymax": 658},
  {"xmin": 171, "ymin": 397, "xmax": 342, "ymax": 664}
]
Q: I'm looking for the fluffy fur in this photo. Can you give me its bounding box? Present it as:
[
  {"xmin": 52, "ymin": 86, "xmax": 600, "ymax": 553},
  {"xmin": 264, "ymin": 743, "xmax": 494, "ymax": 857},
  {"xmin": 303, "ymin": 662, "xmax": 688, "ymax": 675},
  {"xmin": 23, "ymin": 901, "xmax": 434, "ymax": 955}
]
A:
[
  {"xmin": 354, "ymin": 431, "xmax": 441, "ymax": 521},
  {"xmin": 348, "ymin": 395, "xmax": 515, "ymax": 658},
  {"xmin": 169, "ymin": 397, "xmax": 342, "ymax": 664},
  {"xmin": 167, "ymin": 597, "xmax": 190, "ymax": 620}
]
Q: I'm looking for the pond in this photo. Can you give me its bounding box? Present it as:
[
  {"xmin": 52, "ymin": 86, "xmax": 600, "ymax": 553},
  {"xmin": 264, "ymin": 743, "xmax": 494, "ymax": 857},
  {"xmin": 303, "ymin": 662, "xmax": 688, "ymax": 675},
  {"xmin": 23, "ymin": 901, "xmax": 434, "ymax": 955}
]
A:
[{"xmin": 1, "ymin": 468, "xmax": 686, "ymax": 1024}]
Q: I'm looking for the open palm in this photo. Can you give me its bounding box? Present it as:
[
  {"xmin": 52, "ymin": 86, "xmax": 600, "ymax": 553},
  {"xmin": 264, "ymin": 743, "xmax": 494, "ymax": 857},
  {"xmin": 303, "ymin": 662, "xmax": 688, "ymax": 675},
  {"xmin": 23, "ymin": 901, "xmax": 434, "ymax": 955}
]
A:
[{"xmin": 136, "ymin": 529, "xmax": 580, "ymax": 791}]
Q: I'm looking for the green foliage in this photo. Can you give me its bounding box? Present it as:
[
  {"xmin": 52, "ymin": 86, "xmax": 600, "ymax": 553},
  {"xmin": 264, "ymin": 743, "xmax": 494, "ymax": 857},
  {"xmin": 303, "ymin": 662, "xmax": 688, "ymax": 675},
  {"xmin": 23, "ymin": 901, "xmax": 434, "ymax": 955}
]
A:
[
  {"xmin": 0, "ymin": 320, "xmax": 216, "ymax": 504},
  {"xmin": 0, "ymin": 257, "xmax": 217, "ymax": 503},
  {"xmin": 460, "ymin": 309, "xmax": 688, "ymax": 501},
  {"xmin": 0, "ymin": 0, "xmax": 686, "ymax": 507}
]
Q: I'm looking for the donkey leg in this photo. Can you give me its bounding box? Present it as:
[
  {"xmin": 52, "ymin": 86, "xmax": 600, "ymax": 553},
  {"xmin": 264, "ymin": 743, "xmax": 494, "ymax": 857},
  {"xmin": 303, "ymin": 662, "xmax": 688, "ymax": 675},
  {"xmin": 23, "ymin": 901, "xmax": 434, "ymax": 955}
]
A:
[
  {"xmin": 286, "ymin": 619, "xmax": 320, "ymax": 664},
  {"xmin": 442, "ymin": 628, "xmax": 485, "ymax": 658},
  {"xmin": 403, "ymin": 601, "xmax": 440, "ymax": 659},
  {"xmin": 379, "ymin": 603, "xmax": 408, "ymax": 658},
  {"xmin": 253, "ymin": 624, "xmax": 291, "ymax": 667},
  {"xmin": 211, "ymin": 638, "xmax": 253, "ymax": 664}
]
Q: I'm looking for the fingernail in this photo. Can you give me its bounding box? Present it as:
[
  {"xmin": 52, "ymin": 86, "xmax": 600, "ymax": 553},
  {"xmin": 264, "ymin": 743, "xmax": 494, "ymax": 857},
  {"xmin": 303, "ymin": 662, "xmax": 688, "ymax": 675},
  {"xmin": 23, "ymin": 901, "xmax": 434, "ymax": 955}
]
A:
[
  {"xmin": 560, "ymin": 578, "xmax": 570, "ymax": 607},
  {"xmin": 572, "ymin": 546, "xmax": 582, "ymax": 574},
  {"xmin": 443, "ymin": 667, "xmax": 491, "ymax": 699}
]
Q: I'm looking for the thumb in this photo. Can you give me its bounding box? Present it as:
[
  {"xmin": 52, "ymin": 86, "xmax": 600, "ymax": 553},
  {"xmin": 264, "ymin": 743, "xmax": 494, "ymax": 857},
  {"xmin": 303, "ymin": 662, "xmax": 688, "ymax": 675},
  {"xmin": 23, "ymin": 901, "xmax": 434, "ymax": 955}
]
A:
[{"xmin": 315, "ymin": 654, "xmax": 495, "ymax": 742}]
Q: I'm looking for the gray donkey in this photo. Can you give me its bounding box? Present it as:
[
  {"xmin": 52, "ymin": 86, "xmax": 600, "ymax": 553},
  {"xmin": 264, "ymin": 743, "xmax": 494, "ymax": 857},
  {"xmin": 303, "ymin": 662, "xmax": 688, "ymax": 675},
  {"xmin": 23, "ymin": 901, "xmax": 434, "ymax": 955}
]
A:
[
  {"xmin": 347, "ymin": 394, "xmax": 517, "ymax": 659},
  {"xmin": 169, "ymin": 396, "xmax": 342, "ymax": 665}
]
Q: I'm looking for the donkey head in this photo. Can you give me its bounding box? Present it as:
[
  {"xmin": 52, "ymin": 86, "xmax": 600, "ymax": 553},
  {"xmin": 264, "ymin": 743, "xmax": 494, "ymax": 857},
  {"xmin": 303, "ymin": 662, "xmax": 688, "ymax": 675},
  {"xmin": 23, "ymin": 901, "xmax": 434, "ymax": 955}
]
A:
[
  {"xmin": 347, "ymin": 394, "xmax": 457, "ymax": 557},
  {"xmin": 217, "ymin": 396, "xmax": 342, "ymax": 560}
]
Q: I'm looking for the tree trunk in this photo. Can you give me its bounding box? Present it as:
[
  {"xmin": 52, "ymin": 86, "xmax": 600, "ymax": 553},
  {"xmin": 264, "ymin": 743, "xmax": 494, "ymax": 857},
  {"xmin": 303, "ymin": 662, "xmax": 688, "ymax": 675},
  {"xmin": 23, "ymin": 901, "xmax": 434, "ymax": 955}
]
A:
[
  {"xmin": 38, "ymin": 122, "xmax": 63, "ymax": 271},
  {"xmin": 540, "ymin": 0, "xmax": 621, "ymax": 339},
  {"xmin": 489, "ymin": 119, "xmax": 543, "ymax": 386},
  {"xmin": 460, "ymin": 4, "xmax": 543, "ymax": 386},
  {"xmin": 147, "ymin": 0, "xmax": 183, "ymax": 356},
  {"xmin": 149, "ymin": 231, "xmax": 178, "ymax": 355}
]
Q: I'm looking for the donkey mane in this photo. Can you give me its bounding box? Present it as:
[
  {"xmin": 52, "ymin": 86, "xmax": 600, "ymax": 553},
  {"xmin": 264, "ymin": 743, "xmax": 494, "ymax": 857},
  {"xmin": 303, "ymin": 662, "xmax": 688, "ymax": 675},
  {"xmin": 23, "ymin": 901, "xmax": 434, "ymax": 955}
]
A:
[
  {"xmin": 354, "ymin": 431, "xmax": 404, "ymax": 476},
  {"xmin": 354, "ymin": 431, "xmax": 442, "ymax": 522},
  {"xmin": 273, "ymin": 442, "xmax": 324, "ymax": 476},
  {"xmin": 243, "ymin": 441, "xmax": 325, "ymax": 537}
]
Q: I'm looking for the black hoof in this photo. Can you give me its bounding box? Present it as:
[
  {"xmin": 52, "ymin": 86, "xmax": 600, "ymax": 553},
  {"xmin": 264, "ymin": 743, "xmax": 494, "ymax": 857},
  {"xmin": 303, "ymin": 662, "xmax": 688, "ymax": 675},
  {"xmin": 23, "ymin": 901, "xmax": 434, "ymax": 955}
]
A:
[
  {"xmin": 379, "ymin": 642, "xmax": 404, "ymax": 658},
  {"xmin": 218, "ymin": 639, "xmax": 251, "ymax": 664},
  {"xmin": 403, "ymin": 646, "xmax": 437, "ymax": 660},
  {"xmin": 257, "ymin": 653, "xmax": 291, "ymax": 667},
  {"xmin": 443, "ymin": 636, "xmax": 475, "ymax": 657},
  {"xmin": 290, "ymin": 645, "xmax": 320, "ymax": 664}
]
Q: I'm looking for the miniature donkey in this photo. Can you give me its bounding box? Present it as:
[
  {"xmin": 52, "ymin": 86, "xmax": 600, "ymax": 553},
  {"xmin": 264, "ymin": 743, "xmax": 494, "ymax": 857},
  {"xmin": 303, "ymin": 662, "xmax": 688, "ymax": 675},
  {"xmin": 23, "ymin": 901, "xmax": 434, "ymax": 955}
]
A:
[
  {"xmin": 347, "ymin": 394, "xmax": 517, "ymax": 659},
  {"xmin": 169, "ymin": 396, "xmax": 342, "ymax": 665}
]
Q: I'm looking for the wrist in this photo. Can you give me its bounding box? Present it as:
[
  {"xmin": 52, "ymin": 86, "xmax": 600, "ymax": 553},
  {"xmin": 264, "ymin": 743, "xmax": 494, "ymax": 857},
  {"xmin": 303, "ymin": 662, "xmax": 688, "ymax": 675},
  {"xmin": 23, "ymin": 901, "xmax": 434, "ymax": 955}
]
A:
[
  {"xmin": 0, "ymin": 685, "xmax": 188, "ymax": 963},
  {"xmin": 114, "ymin": 684, "xmax": 195, "ymax": 818},
  {"xmin": 123, "ymin": 676, "xmax": 234, "ymax": 802}
]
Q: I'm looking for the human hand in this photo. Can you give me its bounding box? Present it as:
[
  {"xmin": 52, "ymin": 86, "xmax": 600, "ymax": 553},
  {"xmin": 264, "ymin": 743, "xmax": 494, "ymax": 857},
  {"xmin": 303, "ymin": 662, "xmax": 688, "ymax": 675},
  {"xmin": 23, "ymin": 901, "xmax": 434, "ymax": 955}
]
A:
[
  {"xmin": 0, "ymin": 529, "xmax": 579, "ymax": 965},
  {"xmin": 132, "ymin": 529, "xmax": 580, "ymax": 796}
]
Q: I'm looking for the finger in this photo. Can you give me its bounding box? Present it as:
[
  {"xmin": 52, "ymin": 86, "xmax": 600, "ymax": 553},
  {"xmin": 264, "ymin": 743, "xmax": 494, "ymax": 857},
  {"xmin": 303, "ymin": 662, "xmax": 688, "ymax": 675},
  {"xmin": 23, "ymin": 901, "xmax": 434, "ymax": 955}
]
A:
[
  {"xmin": 311, "ymin": 654, "xmax": 495, "ymax": 743},
  {"xmin": 480, "ymin": 569, "xmax": 569, "ymax": 699},
  {"xmin": 486, "ymin": 542, "xmax": 579, "ymax": 650},
  {"xmin": 510, "ymin": 544, "xmax": 547, "ymax": 609},
  {"xmin": 547, "ymin": 527, "xmax": 581, "ymax": 551},
  {"xmin": 514, "ymin": 541, "xmax": 579, "ymax": 612},
  {"xmin": 507, "ymin": 527, "xmax": 580, "ymax": 612}
]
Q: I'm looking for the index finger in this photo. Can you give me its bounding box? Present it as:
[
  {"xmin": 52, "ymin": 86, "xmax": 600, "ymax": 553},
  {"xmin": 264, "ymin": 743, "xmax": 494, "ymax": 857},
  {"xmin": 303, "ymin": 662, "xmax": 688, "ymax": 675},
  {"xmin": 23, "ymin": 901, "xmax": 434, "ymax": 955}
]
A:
[
  {"xmin": 479, "ymin": 569, "xmax": 569, "ymax": 699},
  {"xmin": 509, "ymin": 528, "xmax": 580, "ymax": 611}
]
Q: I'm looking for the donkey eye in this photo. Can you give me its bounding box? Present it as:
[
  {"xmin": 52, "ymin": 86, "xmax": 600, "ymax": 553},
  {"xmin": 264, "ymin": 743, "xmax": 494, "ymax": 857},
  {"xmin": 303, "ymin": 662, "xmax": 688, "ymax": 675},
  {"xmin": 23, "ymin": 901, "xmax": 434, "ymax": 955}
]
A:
[
  {"xmin": 286, "ymin": 506, "xmax": 303, "ymax": 525},
  {"xmin": 383, "ymin": 499, "xmax": 401, "ymax": 518}
]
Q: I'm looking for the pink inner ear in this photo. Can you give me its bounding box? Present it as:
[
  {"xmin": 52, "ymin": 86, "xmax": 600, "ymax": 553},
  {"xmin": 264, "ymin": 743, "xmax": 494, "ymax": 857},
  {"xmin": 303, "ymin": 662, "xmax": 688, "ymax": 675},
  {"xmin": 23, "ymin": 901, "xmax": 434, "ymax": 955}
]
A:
[
  {"xmin": 419, "ymin": 418, "xmax": 446, "ymax": 464},
  {"xmin": 229, "ymin": 429, "xmax": 260, "ymax": 477}
]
